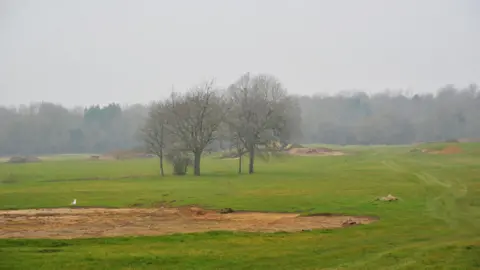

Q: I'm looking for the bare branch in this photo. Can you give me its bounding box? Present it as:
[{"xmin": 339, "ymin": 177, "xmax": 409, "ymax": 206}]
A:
[
  {"xmin": 154, "ymin": 80, "xmax": 229, "ymax": 176},
  {"xmin": 225, "ymin": 73, "xmax": 299, "ymax": 174}
]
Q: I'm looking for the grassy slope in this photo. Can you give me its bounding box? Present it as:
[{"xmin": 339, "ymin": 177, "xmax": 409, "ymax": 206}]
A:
[{"xmin": 0, "ymin": 144, "xmax": 479, "ymax": 269}]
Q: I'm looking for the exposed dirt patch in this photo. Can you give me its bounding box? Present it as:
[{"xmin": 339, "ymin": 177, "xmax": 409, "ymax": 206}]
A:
[
  {"xmin": 426, "ymin": 145, "xmax": 463, "ymax": 155},
  {"xmin": 0, "ymin": 207, "xmax": 377, "ymax": 239},
  {"xmin": 437, "ymin": 145, "xmax": 462, "ymax": 154},
  {"xmin": 287, "ymin": 147, "xmax": 345, "ymax": 156},
  {"xmin": 412, "ymin": 144, "xmax": 463, "ymax": 155}
]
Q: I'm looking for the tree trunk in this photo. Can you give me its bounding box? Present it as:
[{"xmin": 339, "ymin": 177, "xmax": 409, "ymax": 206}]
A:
[
  {"xmin": 159, "ymin": 150, "xmax": 164, "ymax": 177},
  {"xmin": 160, "ymin": 156, "xmax": 165, "ymax": 177},
  {"xmin": 248, "ymin": 146, "xmax": 255, "ymax": 174},
  {"xmin": 238, "ymin": 153, "xmax": 242, "ymax": 174},
  {"xmin": 159, "ymin": 123, "xmax": 165, "ymax": 176},
  {"xmin": 193, "ymin": 151, "xmax": 201, "ymax": 176}
]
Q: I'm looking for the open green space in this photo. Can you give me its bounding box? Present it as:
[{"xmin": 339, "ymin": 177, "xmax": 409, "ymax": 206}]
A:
[{"xmin": 1, "ymin": 144, "xmax": 479, "ymax": 269}]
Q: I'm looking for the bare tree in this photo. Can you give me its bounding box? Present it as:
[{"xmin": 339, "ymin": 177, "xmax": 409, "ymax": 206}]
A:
[
  {"xmin": 141, "ymin": 102, "xmax": 169, "ymax": 176},
  {"xmin": 161, "ymin": 81, "xmax": 228, "ymax": 176},
  {"xmin": 226, "ymin": 125, "xmax": 247, "ymax": 174},
  {"xmin": 226, "ymin": 73, "xmax": 298, "ymax": 174}
]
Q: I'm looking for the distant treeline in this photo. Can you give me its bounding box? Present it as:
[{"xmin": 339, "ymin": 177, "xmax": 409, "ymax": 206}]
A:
[
  {"xmin": 298, "ymin": 84, "xmax": 480, "ymax": 145},
  {"xmin": 0, "ymin": 103, "xmax": 149, "ymax": 156},
  {"xmin": 0, "ymin": 84, "xmax": 479, "ymax": 156}
]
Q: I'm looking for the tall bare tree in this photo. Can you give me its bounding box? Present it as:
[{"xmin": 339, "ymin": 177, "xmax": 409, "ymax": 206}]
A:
[
  {"xmin": 161, "ymin": 81, "xmax": 228, "ymax": 176},
  {"xmin": 226, "ymin": 73, "xmax": 298, "ymax": 174},
  {"xmin": 141, "ymin": 102, "xmax": 169, "ymax": 176}
]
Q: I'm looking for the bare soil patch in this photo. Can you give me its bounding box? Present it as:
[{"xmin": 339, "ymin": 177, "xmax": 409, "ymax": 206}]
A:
[
  {"xmin": 411, "ymin": 144, "xmax": 463, "ymax": 155},
  {"xmin": 288, "ymin": 147, "xmax": 345, "ymax": 156},
  {"xmin": 0, "ymin": 207, "xmax": 377, "ymax": 239},
  {"xmin": 424, "ymin": 145, "xmax": 463, "ymax": 155},
  {"xmin": 436, "ymin": 145, "xmax": 462, "ymax": 154}
]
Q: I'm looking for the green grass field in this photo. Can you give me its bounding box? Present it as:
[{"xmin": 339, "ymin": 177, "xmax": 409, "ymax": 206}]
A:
[{"xmin": 1, "ymin": 143, "xmax": 480, "ymax": 269}]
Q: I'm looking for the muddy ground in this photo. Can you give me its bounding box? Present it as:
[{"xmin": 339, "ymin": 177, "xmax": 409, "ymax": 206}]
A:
[{"xmin": 0, "ymin": 207, "xmax": 377, "ymax": 239}]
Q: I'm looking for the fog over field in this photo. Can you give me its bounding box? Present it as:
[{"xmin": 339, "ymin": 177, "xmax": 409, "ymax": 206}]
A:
[
  {"xmin": 1, "ymin": 0, "xmax": 480, "ymax": 155},
  {"xmin": 1, "ymin": 2, "xmax": 480, "ymax": 269}
]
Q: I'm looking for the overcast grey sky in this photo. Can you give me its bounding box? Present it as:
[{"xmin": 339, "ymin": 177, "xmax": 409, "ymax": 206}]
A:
[{"xmin": 1, "ymin": 0, "xmax": 479, "ymax": 107}]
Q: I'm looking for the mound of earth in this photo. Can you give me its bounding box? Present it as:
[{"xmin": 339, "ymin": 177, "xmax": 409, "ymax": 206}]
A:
[
  {"xmin": 376, "ymin": 194, "xmax": 398, "ymax": 202},
  {"xmin": 0, "ymin": 207, "xmax": 377, "ymax": 239},
  {"xmin": 288, "ymin": 147, "xmax": 344, "ymax": 156},
  {"xmin": 6, "ymin": 156, "xmax": 41, "ymax": 163}
]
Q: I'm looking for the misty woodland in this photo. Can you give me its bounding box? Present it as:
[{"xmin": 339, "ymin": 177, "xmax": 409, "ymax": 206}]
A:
[{"xmin": 1, "ymin": 73, "xmax": 480, "ymax": 175}]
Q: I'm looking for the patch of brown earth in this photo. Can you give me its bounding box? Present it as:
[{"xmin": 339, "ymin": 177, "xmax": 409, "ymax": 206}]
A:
[
  {"xmin": 0, "ymin": 207, "xmax": 377, "ymax": 239},
  {"xmin": 428, "ymin": 145, "xmax": 463, "ymax": 155},
  {"xmin": 438, "ymin": 145, "xmax": 462, "ymax": 154},
  {"xmin": 412, "ymin": 144, "xmax": 463, "ymax": 155},
  {"xmin": 287, "ymin": 147, "xmax": 345, "ymax": 156}
]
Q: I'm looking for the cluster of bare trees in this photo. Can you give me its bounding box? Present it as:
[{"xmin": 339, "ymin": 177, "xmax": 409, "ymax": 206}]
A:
[
  {"xmin": 2, "ymin": 79, "xmax": 480, "ymax": 164},
  {"xmin": 141, "ymin": 73, "xmax": 301, "ymax": 176}
]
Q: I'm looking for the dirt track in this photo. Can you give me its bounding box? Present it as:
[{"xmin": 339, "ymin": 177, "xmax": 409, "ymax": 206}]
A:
[{"xmin": 0, "ymin": 207, "xmax": 377, "ymax": 239}]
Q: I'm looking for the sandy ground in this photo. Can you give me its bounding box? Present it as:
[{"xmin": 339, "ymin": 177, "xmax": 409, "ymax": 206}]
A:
[{"xmin": 0, "ymin": 207, "xmax": 377, "ymax": 239}]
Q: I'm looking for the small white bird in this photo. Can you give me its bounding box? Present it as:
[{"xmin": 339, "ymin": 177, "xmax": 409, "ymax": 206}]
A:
[{"xmin": 71, "ymin": 199, "xmax": 77, "ymax": 205}]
